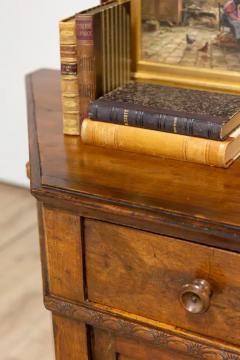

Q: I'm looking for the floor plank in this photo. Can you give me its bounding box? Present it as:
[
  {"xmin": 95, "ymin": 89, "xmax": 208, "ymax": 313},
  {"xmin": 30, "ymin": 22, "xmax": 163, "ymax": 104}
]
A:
[{"xmin": 0, "ymin": 183, "xmax": 54, "ymax": 360}]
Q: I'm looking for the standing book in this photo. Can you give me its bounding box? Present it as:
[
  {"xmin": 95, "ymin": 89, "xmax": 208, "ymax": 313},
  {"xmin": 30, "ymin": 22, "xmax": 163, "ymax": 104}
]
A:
[
  {"xmin": 59, "ymin": 16, "xmax": 80, "ymax": 135},
  {"xmin": 76, "ymin": 1, "xmax": 131, "ymax": 128}
]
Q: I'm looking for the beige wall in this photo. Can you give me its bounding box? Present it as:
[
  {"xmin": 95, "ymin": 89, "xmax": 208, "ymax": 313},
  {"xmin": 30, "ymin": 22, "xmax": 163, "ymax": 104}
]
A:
[{"xmin": 0, "ymin": 0, "xmax": 98, "ymax": 186}]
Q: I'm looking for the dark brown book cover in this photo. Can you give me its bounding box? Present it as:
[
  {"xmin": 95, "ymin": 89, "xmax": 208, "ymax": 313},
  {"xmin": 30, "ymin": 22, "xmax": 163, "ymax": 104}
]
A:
[{"xmin": 89, "ymin": 82, "xmax": 240, "ymax": 140}]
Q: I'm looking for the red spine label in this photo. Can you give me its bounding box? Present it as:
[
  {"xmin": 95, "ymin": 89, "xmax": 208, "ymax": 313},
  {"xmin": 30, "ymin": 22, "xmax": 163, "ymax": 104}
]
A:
[
  {"xmin": 61, "ymin": 63, "xmax": 77, "ymax": 75},
  {"xmin": 76, "ymin": 17, "xmax": 93, "ymax": 41}
]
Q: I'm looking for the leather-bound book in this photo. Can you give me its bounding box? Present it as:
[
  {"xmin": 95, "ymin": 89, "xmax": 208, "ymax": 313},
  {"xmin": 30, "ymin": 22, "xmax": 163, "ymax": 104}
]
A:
[
  {"xmin": 59, "ymin": 16, "xmax": 80, "ymax": 135},
  {"xmin": 81, "ymin": 119, "xmax": 240, "ymax": 168},
  {"xmin": 89, "ymin": 82, "xmax": 240, "ymax": 140},
  {"xmin": 76, "ymin": 0, "xmax": 131, "ymax": 128}
]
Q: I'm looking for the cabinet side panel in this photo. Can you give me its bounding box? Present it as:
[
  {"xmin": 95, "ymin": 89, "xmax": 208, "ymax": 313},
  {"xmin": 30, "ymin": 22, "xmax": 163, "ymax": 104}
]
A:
[
  {"xmin": 37, "ymin": 202, "xmax": 49, "ymax": 295},
  {"xmin": 43, "ymin": 207, "xmax": 84, "ymax": 301},
  {"xmin": 53, "ymin": 314, "xmax": 89, "ymax": 360}
]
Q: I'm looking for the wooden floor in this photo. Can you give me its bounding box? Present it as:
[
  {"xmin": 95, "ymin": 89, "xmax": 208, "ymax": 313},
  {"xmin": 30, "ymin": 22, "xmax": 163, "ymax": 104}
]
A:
[{"xmin": 0, "ymin": 183, "xmax": 54, "ymax": 360}]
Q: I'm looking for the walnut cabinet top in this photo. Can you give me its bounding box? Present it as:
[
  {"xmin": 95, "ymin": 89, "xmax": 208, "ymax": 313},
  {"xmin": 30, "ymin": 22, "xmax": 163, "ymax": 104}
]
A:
[{"xmin": 27, "ymin": 69, "xmax": 240, "ymax": 252}]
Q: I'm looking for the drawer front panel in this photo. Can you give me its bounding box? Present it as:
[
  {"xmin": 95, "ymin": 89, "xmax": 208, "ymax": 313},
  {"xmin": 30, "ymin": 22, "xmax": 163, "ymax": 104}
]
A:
[{"xmin": 85, "ymin": 219, "xmax": 240, "ymax": 345}]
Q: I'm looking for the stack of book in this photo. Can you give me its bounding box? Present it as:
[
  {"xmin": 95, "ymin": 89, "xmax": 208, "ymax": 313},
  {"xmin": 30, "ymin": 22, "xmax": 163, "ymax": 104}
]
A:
[
  {"xmin": 59, "ymin": 1, "xmax": 240, "ymax": 168},
  {"xmin": 81, "ymin": 82, "xmax": 240, "ymax": 168}
]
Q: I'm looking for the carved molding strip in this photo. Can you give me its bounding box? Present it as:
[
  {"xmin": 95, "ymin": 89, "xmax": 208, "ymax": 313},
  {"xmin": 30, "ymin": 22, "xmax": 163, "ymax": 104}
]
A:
[{"xmin": 45, "ymin": 296, "xmax": 240, "ymax": 360}]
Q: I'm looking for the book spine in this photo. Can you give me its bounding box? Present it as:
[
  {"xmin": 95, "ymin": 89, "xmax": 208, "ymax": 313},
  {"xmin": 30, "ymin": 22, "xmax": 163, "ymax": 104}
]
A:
[
  {"xmin": 81, "ymin": 119, "xmax": 228, "ymax": 167},
  {"xmin": 59, "ymin": 19, "xmax": 80, "ymax": 135},
  {"xmin": 76, "ymin": 15, "xmax": 96, "ymax": 129},
  {"xmin": 89, "ymin": 102, "xmax": 222, "ymax": 140}
]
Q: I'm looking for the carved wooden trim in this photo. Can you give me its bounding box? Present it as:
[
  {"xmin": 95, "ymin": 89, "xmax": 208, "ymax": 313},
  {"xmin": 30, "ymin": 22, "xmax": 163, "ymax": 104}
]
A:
[{"xmin": 45, "ymin": 296, "xmax": 240, "ymax": 360}]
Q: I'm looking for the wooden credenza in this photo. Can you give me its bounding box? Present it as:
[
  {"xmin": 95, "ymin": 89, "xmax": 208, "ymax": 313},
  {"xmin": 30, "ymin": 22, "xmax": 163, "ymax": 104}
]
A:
[{"xmin": 27, "ymin": 69, "xmax": 240, "ymax": 360}]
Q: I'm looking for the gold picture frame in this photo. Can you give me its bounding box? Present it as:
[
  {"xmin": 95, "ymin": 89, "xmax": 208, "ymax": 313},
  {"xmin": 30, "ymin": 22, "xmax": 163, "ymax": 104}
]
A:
[{"xmin": 130, "ymin": 0, "xmax": 240, "ymax": 93}]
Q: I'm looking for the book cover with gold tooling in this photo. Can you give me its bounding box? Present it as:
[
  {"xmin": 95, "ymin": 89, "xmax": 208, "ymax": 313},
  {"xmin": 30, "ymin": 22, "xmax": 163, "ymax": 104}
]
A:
[
  {"xmin": 59, "ymin": 16, "xmax": 80, "ymax": 135},
  {"xmin": 89, "ymin": 82, "xmax": 240, "ymax": 140}
]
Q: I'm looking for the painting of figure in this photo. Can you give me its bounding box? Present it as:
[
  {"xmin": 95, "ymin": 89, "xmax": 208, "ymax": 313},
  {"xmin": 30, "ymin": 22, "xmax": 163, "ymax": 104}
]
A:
[{"xmin": 141, "ymin": 0, "xmax": 240, "ymax": 72}]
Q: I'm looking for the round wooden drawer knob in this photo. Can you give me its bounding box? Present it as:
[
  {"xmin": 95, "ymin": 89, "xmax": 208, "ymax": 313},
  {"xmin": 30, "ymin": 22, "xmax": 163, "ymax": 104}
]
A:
[{"xmin": 180, "ymin": 279, "xmax": 211, "ymax": 314}]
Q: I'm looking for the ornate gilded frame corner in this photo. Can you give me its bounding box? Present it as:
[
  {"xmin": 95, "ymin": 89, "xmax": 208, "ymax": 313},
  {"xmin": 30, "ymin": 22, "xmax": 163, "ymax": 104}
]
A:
[{"xmin": 130, "ymin": 0, "xmax": 240, "ymax": 94}]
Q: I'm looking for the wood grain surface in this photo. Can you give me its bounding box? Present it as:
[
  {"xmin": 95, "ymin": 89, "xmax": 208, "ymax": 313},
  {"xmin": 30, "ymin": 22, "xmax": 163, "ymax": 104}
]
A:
[
  {"xmin": 115, "ymin": 333, "xmax": 192, "ymax": 360},
  {"xmin": 85, "ymin": 219, "xmax": 240, "ymax": 345},
  {"xmin": 45, "ymin": 296, "xmax": 240, "ymax": 360},
  {"xmin": 92, "ymin": 328, "xmax": 192, "ymax": 360},
  {"xmin": 43, "ymin": 207, "xmax": 84, "ymax": 302},
  {"xmin": 26, "ymin": 70, "xmax": 240, "ymax": 252},
  {"xmin": 53, "ymin": 314, "xmax": 89, "ymax": 360},
  {"xmin": 27, "ymin": 69, "xmax": 240, "ymax": 359}
]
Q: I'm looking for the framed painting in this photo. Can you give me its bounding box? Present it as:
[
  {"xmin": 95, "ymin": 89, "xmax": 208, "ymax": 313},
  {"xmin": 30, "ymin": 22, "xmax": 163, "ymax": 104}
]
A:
[{"xmin": 130, "ymin": 0, "xmax": 240, "ymax": 93}]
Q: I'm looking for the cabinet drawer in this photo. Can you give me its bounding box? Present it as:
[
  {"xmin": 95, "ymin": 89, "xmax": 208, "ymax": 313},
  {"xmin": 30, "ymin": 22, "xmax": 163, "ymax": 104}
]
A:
[{"xmin": 85, "ymin": 219, "xmax": 240, "ymax": 346}]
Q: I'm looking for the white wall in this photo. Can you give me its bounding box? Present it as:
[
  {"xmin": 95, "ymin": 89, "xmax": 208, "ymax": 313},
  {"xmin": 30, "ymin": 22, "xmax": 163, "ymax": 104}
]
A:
[{"xmin": 0, "ymin": 0, "xmax": 98, "ymax": 187}]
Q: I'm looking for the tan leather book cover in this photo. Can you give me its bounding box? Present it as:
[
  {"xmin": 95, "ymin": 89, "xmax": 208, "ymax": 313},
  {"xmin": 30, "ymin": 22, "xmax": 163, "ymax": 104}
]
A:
[
  {"xmin": 62, "ymin": 95, "xmax": 80, "ymax": 112},
  {"xmin": 63, "ymin": 113, "xmax": 80, "ymax": 135},
  {"xmin": 59, "ymin": 16, "xmax": 80, "ymax": 135},
  {"xmin": 61, "ymin": 78, "xmax": 78, "ymax": 94},
  {"xmin": 59, "ymin": 17, "xmax": 76, "ymax": 45},
  {"xmin": 81, "ymin": 119, "xmax": 240, "ymax": 168}
]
